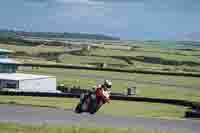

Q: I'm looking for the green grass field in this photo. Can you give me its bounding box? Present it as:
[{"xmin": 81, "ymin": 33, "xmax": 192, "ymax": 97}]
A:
[
  {"xmin": 56, "ymin": 46, "xmax": 200, "ymax": 72},
  {"xmin": 0, "ymin": 96, "xmax": 187, "ymax": 119},
  {"xmin": 91, "ymin": 47, "xmax": 200, "ymax": 62},
  {"xmin": 89, "ymin": 48, "xmax": 200, "ymax": 71},
  {"xmin": 0, "ymin": 122, "xmax": 180, "ymax": 133},
  {"xmin": 61, "ymin": 54, "xmax": 127, "ymax": 66},
  {"xmin": 18, "ymin": 67, "xmax": 200, "ymax": 101}
]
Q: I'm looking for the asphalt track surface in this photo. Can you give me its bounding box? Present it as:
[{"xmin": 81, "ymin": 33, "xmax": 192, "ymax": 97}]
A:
[{"xmin": 0, "ymin": 104, "xmax": 199, "ymax": 133}]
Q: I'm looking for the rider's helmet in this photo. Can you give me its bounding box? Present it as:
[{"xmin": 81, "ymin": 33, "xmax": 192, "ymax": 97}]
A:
[{"xmin": 103, "ymin": 80, "xmax": 112, "ymax": 91}]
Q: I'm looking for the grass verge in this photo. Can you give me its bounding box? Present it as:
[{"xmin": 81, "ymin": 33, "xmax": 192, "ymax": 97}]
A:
[{"xmin": 0, "ymin": 122, "xmax": 181, "ymax": 133}]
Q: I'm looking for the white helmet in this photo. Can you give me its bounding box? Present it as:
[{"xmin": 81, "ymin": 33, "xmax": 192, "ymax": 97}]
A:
[{"xmin": 104, "ymin": 80, "xmax": 112, "ymax": 89}]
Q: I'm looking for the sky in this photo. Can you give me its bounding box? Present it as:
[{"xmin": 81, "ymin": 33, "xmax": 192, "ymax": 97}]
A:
[{"xmin": 0, "ymin": 0, "xmax": 199, "ymax": 40}]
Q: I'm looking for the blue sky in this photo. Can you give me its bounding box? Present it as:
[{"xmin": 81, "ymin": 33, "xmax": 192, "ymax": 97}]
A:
[{"xmin": 0, "ymin": 0, "xmax": 199, "ymax": 40}]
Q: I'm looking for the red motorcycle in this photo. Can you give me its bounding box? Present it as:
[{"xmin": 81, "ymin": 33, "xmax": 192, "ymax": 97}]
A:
[{"xmin": 75, "ymin": 90, "xmax": 110, "ymax": 114}]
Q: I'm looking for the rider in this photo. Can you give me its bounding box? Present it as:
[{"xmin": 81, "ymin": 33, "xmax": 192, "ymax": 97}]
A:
[
  {"xmin": 79, "ymin": 80, "xmax": 112, "ymax": 113},
  {"xmin": 80, "ymin": 80, "xmax": 112, "ymax": 106},
  {"xmin": 95, "ymin": 80, "xmax": 112, "ymax": 105}
]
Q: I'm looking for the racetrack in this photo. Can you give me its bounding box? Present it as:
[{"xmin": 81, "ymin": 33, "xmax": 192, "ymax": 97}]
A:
[{"xmin": 0, "ymin": 104, "xmax": 199, "ymax": 133}]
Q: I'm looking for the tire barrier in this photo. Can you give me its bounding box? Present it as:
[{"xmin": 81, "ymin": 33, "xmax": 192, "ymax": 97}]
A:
[
  {"xmin": 17, "ymin": 63, "xmax": 200, "ymax": 77},
  {"xmin": 185, "ymin": 110, "xmax": 200, "ymax": 118},
  {"xmin": 185, "ymin": 106, "xmax": 200, "ymax": 118}
]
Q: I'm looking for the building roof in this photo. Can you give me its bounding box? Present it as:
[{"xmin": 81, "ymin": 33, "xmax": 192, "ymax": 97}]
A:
[
  {"xmin": 0, "ymin": 73, "xmax": 55, "ymax": 80},
  {"xmin": 0, "ymin": 58, "xmax": 19, "ymax": 64},
  {"xmin": 0, "ymin": 49, "xmax": 13, "ymax": 53}
]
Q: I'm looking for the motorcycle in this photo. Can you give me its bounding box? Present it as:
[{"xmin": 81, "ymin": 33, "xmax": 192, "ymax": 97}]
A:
[{"xmin": 75, "ymin": 90, "xmax": 110, "ymax": 114}]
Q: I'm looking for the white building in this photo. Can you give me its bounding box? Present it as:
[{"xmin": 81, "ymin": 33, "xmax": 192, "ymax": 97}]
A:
[
  {"xmin": 0, "ymin": 73, "xmax": 57, "ymax": 92},
  {"xmin": 0, "ymin": 49, "xmax": 58, "ymax": 93}
]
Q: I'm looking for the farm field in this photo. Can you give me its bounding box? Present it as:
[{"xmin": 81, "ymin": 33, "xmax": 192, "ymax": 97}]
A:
[{"xmin": 1, "ymin": 40, "xmax": 200, "ymax": 73}]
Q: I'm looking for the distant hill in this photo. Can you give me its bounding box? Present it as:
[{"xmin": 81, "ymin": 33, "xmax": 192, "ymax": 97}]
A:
[
  {"xmin": 0, "ymin": 29, "xmax": 120, "ymax": 40},
  {"xmin": 183, "ymin": 32, "xmax": 200, "ymax": 41},
  {"xmin": 175, "ymin": 32, "xmax": 200, "ymax": 42}
]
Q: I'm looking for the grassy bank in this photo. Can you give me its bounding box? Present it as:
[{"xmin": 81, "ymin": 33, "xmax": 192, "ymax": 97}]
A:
[
  {"xmin": 0, "ymin": 122, "xmax": 180, "ymax": 133},
  {"xmin": 0, "ymin": 96, "xmax": 187, "ymax": 118}
]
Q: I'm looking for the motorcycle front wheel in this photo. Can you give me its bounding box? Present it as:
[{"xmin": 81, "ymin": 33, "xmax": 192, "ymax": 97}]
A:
[
  {"xmin": 75, "ymin": 103, "xmax": 82, "ymax": 114},
  {"xmin": 89, "ymin": 100, "xmax": 101, "ymax": 114}
]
